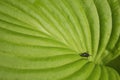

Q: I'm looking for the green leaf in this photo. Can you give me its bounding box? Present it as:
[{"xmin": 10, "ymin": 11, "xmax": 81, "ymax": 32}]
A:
[
  {"xmin": 107, "ymin": 55, "xmax": 120, "ymax": 74},
  {"xmin": 0, "ymin": 0, "xmax": 120, "ymax": 80}
]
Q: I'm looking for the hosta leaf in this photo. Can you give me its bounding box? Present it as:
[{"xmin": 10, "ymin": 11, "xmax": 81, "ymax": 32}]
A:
[
  {"xmin": 107, "ymin": 55, "xmax": 120, "ymax": 74},
  {"xmin": 0, "ymin": 0, "xmax": 120, "ymax": 80},
  {"xmin": 77, "ymin": 0, "xmax": 100, "ymax": 59},
  {"xmin": 93, "ymin": 0, "xmax": 112, "ymax": 63},
  {"xmin": 102, "ymin": 0, "xmax": 120, "ymax": 63}
]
